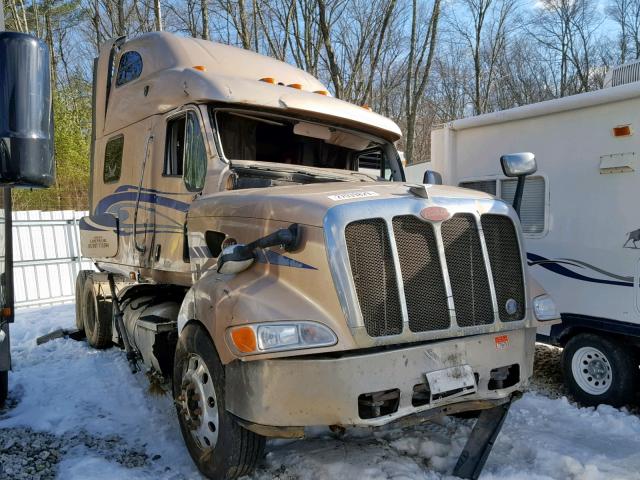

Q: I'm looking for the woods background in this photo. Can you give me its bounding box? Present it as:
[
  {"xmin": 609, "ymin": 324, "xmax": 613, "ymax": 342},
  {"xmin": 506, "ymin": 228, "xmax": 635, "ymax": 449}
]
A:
[{"xmin": 2, "ymin": 0, "xmax": 636, "ymax": 209}]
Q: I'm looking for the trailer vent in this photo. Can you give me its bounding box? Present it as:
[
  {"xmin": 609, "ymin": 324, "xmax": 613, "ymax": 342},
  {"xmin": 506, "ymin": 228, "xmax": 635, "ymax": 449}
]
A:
[
  {"xmin": 481, "ymin": 214, "xmax": 525, "ymax": 321},
  {"xmin": 345, "ymin": 219, "xmax": 403, "ymax": 337},
  {"xmin": 392, "ymin": 215, "xmax": 450, "ymax": 332},
  {"xmin": 604, "ymin": 60, "xmax": 640, "ymax": 88}
]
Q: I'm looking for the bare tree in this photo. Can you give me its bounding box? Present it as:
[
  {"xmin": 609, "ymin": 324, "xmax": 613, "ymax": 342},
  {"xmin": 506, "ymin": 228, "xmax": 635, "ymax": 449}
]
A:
[{"xmin": 403, "ymin": 0, "xmax": 441, "ymax": 164}]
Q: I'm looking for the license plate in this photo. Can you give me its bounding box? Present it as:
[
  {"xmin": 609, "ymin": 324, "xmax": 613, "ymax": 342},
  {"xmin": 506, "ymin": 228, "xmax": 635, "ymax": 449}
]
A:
[{"xmin": 425, "ymin": 365, "xmax": 477, "ymax": 401}]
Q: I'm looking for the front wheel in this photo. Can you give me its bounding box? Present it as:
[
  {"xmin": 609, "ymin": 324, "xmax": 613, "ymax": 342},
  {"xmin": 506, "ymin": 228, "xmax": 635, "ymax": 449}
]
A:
[
  {"xmin": 562, "ymin": 333, "xmax": 638, "ymax": 407},
  {"xmin": 173, "ymin": 323, "xmax": 265, "ymax": 479}
]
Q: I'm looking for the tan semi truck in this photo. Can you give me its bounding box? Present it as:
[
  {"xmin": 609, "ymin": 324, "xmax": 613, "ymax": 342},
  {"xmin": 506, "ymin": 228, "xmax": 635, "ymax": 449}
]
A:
[{"xmin": 76, "ymin": 32, "xmax": 559, "ymax": 480}]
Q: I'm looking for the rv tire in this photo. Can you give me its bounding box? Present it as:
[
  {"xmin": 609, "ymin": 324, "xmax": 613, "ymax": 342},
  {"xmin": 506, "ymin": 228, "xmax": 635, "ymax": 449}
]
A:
[
  {"xmin": 82, "ymin": 275, "xmax": 113, "ymax": 349},
  {"xmin": 562, "ymin": 333, "xmax": 638, "ymax": 408},
  {"xmin": 74, "ymin": 270, "xmax": 93, "ymax": 331},
  {"xmin": 173, "ymin": 323, "xmax": 265, "ymax": 480}
]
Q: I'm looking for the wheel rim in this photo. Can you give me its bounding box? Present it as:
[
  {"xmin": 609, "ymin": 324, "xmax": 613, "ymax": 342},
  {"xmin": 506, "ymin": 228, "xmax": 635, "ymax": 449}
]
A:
[
  {"xmin": 176, "ymin": 354, "xmax": 219, "ymax": 450},
  {"xmin": 571, "ymin": 346, "xmax": 612, "ymax": 395}
]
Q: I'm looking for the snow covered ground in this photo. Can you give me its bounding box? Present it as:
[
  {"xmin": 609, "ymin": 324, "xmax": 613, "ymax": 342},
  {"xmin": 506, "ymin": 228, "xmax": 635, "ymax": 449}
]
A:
[{"xmin": 2, "ymin": 304, "xmax": 640, "ymax": 480}]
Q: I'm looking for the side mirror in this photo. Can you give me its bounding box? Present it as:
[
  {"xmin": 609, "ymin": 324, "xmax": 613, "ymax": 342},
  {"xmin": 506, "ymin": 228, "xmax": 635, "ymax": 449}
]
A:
[
  {"xmin": 217, "ymin": 244, "xmax": 255, "ymax": 274},
  {"xmin": 500, "ymin": 152, "xmax": 536, "ymax": 178},
  {"xmin": 500, "ymin": 152, "xmax": 536, "ymax": 218},
  {"xmin": 0, "ymin": 32, "xmax": 55, "ymax": 187},
  {"xmin": 423, "ymin": 169, "xmax": 442, "ymax": 185}
]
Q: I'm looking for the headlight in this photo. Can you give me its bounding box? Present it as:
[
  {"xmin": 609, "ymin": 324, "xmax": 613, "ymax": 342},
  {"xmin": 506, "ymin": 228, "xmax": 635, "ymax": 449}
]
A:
[
  {"xmin": 228, "ymin": 321, "xmax": 337, "ymax": 355},
  {"xmin": 533, "ymin": 294, "xmax": 558, "ymax": 321}
]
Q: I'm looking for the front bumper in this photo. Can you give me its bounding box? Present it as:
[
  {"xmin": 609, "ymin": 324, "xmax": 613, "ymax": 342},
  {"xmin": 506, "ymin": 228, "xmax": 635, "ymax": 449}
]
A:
[{"xmin": 226, "ymin": 327, "xmax": 536, "ymax": 428}]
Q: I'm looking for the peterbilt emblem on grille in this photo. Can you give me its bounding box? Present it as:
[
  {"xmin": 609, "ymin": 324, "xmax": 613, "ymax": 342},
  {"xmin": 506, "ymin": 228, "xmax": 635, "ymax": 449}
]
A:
[
  {"xmin": 505, "ymin": 298, "xmax": 519, "ymax": 315},
  {"xmin": 420, "ymin": 206, "xmax": 451, "ymax": 222}
]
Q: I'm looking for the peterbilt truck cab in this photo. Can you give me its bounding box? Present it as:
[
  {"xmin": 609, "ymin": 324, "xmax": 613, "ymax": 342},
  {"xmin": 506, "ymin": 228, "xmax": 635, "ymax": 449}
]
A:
[{"xmin": 76, "ymin": 32, "xmax": 558, "ymax": 479}]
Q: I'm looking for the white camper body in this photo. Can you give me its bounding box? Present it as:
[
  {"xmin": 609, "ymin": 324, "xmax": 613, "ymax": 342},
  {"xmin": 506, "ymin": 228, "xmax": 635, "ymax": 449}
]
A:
[{"xmin": 429, "ymin": 77, "xmax": 640, "ymax": 405}]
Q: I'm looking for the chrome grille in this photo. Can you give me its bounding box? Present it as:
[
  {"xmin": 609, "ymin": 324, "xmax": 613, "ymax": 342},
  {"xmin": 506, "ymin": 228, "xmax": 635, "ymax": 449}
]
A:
[
  {"xmin": 345, "ymin": 219, "xmax": 403, "ymax": 337},
  {"xmin": 392, "ymin": 215, "xmax": 450, "ymax": 332},
  {"xmin": 481, "ymin": 214, "xmax": 525, "ymax": 321},
  {"xmin": 441, "ymin": 214, "xmax": 494, "ymax": 327},
  {"xmin": 342, "ymin": 210, "xmax": 525, "ymax": 338}
]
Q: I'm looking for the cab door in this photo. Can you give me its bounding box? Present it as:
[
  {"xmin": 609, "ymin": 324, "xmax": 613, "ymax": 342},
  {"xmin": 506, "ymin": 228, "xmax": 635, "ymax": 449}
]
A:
[{"xmin": 147, "ymin": 107, "xmax": 208, "ymax": 275}]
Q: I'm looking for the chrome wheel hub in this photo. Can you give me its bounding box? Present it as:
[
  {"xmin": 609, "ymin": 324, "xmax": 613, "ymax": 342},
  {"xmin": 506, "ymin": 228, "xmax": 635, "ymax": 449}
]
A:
[
  {"xmin": 176, "ymin": 354, "xmax": 219, "ymax": 450},
  {"xmin": 571, "ymin": 346, "xmax": 612, "ymax": 396}
]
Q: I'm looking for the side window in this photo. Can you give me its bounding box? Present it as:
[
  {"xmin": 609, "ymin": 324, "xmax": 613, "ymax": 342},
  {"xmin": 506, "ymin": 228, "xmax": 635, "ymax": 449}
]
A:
[
  {"xmin": 164, "ymin": 111, "xmax": 208, "ymax": 190},
  {"xmin": 357, "ymin": 148, "xmax": 392, "ymax": 180},
  {"xmin": 459, "ymin": 180, "xmax": 497, "ymax": 195},
  {"xmin": 184, "ymin": 112, "xmax": 207, "ymax": 191},
  {"xmin": 103, "ymin": 136, "xmax": 124, "ymax": 183},
  {"xmin": 116, "ymin": 51, "xmax": 143, "ymax": 87},
  {"xmin": 165, "ymin": 115, "xmax": 186, "ymax": 176},
  {"xmin": 500, "ymin": 176, "xmax": 546, "ymax": 234}
]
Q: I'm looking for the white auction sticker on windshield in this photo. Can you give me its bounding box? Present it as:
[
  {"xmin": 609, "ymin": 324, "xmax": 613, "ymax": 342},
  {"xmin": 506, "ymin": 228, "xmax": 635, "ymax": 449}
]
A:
[{"xmin": 328, "ymin": 191, "xmax": 380, "ymax": 201}]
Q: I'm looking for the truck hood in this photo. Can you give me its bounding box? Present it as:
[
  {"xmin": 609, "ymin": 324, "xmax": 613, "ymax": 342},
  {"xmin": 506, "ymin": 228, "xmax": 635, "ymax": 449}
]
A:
[{"xmin": 189, "ymin": 182, "xmax": 496, "ymax": 227}]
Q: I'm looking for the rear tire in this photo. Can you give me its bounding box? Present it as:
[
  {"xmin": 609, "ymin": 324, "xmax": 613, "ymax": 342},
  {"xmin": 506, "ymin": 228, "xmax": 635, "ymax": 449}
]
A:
[
  {"xmin": 562, "ymin": 333, "xmax": 638, "ymax": 408},
  {"xmin": 173, "ymin": 323, "xmax": 265, "ymax": 479},
  {"xmin": 82, "ymin": 275, "xmax": 113, "ymax": 349},
  {"xmin": 0, "ymin": 370, "xmax": 7, "ymax": 408},
  {"xmin": 74, "ymin": 270, "xmax": 93, "ymax": 331}
]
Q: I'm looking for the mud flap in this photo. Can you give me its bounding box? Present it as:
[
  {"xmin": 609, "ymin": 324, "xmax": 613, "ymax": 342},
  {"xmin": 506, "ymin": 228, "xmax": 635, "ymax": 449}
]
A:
[{"xmin": 452, "ymin": 398, "xmax": 512, "ymax": 480}]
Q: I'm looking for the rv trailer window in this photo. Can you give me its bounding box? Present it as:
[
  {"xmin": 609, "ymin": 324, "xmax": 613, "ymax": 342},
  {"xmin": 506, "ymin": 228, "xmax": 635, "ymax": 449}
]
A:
[
  {"xmin": 459, "ymin": 180, "xmax": 497, "ymax": 195},
  {"xmin": 184, "ymin": 112, "xmax": 207, "ymax": 191},
  {"xmin": 500, "ymin": 176, "xmax": 546, "ymax": 234},
  {"xmin": 165, "ymin": 115, "xmax": 187, "ymax": 176},
  {"xmin": 116, "ymin": 51, "xmax": 143, "ymax": 87},
  {"xmin": 103, "ymin": 136, "xmax": 124, "ymax": 183}
]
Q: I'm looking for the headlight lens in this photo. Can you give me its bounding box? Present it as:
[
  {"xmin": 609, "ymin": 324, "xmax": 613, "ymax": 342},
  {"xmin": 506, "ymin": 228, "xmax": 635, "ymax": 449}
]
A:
[
  {"xmin": 533, "ymin": 294, "xmax": 558, "ymax": 321},
  {"xmin": 229, "ymin": 321, "xmax": 337, "ymax": 354}
]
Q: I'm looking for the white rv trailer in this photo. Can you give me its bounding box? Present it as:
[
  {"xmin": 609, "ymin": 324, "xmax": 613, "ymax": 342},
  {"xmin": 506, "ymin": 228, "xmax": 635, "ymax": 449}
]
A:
[{"xmin": 429, "ymin": 62, "xmax": 640, "ymax": 407}]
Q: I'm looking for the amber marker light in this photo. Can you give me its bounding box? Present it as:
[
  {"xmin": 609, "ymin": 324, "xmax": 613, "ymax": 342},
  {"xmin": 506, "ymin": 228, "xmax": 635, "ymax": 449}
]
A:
[
  {"xmin": 613, "ymin": 125, "xmax": 632, "ymax": 137},
  {"xmin": 193, "ymin": 65, "xmax": 207, "ymax": 71},
  {"xmin": 1, "ymin": 307, "xmax": 11, "ymax": 318},
  {"xmin": 361, "ymin": 104, "xmax": 373, "ymax": 111},
  {"xmin": 314, "ymin": 90, "xmax": 329, "ymax": 96},
  {"xmin": 260, "ymin": 77, "xmax": 276, "ymax": 84},
  {"xmin": 288, "ymin": 83, "xmax": 303, "ymax": 89},
  {"xmin": 230, "ymin": 326, "xmax": 257, "ymax": 353}
]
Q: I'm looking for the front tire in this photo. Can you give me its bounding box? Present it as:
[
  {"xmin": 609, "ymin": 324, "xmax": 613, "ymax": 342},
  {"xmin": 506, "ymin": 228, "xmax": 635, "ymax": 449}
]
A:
[
  {"xmin": 562, "ymin": 333, "xmax": 638, "ymax": 407},
  {"xmin": 173, "ymin": 323, "xmax": 265, "ymax": 479}
]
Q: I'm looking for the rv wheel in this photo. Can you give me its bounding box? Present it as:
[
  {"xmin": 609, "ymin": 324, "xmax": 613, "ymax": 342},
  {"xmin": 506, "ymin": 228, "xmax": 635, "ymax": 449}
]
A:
[
  {"xmin": 562, "ymin": 333, "xmax": 638, "ymax": 408},
  {"xmin": 173, "ymin": 323, "xmax": 265, "ymax": 480},
  {"xmin": 74, "ymin": 270, "xmax": 93, "ymax": 331},
  {"xmin": 82, "ymin": 275, "xmax": 113, "ymax": 349}
]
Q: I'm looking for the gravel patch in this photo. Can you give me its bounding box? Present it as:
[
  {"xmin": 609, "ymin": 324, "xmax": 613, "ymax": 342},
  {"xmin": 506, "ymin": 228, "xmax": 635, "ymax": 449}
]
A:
[
  {"xmin": 0, "ymin": 427, "xmax": 149, "ymax": 479},
  {"xmin": 530, "ymin": 343, "xmax": 567, "ymax": 399}
]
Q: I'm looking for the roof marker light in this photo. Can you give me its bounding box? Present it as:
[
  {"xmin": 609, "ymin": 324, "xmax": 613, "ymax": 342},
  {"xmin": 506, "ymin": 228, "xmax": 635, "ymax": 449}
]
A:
[
  {"xmin": 361, "ymin": 104, "xmax": 373, "ymax": 111},
  {"xmin": 260, "ymin": 77, "xmax": 276, "ymax": 84},
  {"xmin": 613, "ymin": 125, "xmax": 632, "ymax": 137},
  {"xmin": 193, "ymin": 65, "xmax": 207, "ymax": 71},
  {"xmin": 288, "ymin": 83, "xmax": 303, "ymax": 90},
  {"xmin": 314, "ymin": 90, "xmax": 329, "ymax": 96}
]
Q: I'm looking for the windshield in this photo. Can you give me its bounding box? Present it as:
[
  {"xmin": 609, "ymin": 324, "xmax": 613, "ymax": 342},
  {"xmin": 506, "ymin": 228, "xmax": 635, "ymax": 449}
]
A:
[{"xmin": 212, "ymin": 109, "xmax": 401, "ymax": 181}]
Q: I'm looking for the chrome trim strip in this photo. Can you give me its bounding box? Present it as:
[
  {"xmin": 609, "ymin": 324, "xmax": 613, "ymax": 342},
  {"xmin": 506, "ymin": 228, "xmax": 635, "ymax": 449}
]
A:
[
  {"xmin": 474, "ymin": 212, "xmax": 501, "ymax": 323},
  {"xmin": 384, "ymin": 217, "xmax": 410, "ymax": 331},
  {"xmin": 432, "ymin": 221, "xmax": 457, "ymax": 328}
]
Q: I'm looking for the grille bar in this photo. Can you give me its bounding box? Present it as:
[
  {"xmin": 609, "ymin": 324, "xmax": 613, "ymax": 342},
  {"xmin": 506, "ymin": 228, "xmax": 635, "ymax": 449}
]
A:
[
  {"xmin": 345, "ymin": 219, "xmax": 403, "ymax": 337},
  {"xmin": 440, "ymin": 214, "xmax": 494, "ymax": 327},
  {"xmin": 481, "ymin": 214, "xmax": 526, "ymax": 321},
  {"xmin": 392, "ymin": 215, "xmax": 450, "ymax": 332}
]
